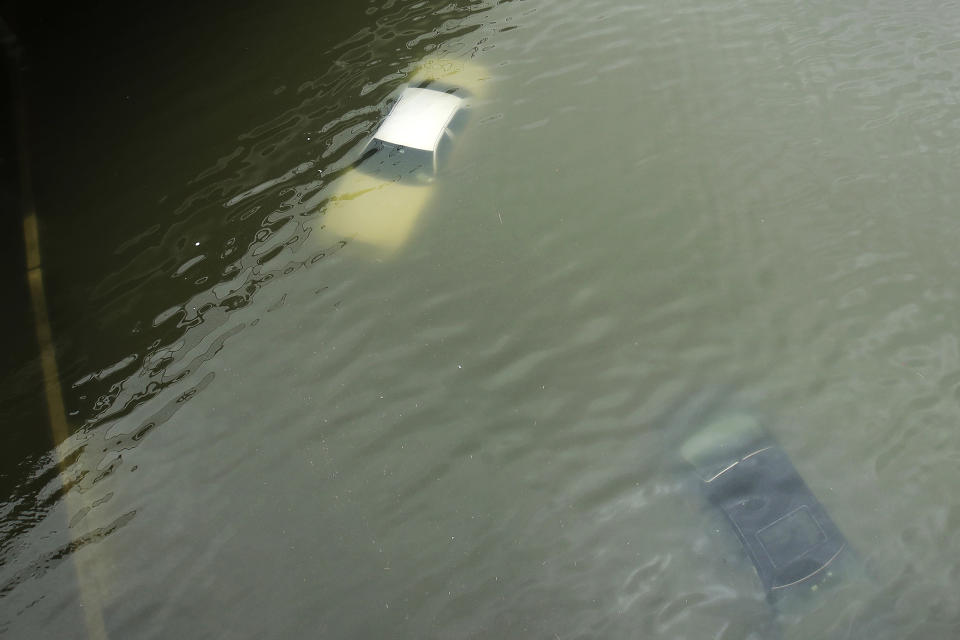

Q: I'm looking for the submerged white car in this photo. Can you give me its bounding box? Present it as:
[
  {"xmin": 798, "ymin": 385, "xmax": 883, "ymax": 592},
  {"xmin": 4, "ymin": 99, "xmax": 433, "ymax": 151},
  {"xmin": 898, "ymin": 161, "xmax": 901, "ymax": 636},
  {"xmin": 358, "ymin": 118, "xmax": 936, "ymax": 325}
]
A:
[{"xmin": 321, "ymin": 59, "xmax": 490, "ymax": 253}]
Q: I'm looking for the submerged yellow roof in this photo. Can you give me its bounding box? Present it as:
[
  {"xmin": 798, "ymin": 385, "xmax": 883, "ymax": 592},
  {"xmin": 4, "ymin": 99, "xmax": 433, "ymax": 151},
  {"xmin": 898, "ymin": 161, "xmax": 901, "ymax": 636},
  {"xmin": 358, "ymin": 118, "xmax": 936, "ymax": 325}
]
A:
[{"xmin": 322, "ymin": 170, "xmax": 432, "ymax": 251}]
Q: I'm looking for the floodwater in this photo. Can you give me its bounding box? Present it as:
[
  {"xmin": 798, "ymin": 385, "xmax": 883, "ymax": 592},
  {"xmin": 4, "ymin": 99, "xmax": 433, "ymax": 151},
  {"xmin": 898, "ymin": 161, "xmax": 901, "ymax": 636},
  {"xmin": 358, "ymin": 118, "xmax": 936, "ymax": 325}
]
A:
[{"xmin": 3, "ymin": 0, "xmax": 960, "ymax": 637}]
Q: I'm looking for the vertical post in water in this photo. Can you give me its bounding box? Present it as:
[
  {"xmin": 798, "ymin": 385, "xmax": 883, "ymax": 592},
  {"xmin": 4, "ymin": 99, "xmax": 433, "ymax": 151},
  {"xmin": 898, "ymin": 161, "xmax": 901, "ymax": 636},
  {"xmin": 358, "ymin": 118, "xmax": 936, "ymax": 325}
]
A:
[{"xmin": 1, "ymin": 16, "xmax": 108, "ymax": 640}]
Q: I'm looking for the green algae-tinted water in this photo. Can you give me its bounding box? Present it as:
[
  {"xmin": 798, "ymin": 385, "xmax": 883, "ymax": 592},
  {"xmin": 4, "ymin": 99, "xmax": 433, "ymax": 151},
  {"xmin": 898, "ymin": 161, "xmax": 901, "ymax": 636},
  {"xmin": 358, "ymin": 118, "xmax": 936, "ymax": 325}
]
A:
[{"xmin": 3, "ymin": 0, "xmax": 960, "ymax": 637}]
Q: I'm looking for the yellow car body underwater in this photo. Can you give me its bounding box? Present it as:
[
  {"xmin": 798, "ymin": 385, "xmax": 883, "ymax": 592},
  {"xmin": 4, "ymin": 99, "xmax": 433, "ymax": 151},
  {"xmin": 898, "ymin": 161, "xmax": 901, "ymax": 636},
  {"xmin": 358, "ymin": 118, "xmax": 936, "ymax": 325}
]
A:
[{"xmin": 320, "ymin": 58, "xmax": 491, "ymax": 254}]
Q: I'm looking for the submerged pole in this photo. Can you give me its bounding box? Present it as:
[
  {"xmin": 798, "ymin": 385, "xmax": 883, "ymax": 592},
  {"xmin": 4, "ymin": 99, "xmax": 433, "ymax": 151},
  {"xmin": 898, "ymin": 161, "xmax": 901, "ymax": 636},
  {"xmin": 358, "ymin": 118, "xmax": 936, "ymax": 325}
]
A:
[{"xmin": 1, "ymin": 16, "xmax": 108, "ymax": 640}]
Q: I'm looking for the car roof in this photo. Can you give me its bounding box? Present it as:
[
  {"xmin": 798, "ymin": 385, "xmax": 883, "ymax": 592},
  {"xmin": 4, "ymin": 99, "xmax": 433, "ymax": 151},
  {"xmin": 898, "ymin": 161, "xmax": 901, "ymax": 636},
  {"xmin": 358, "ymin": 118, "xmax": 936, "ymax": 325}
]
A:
[{"xmin": 372, "ymin": 87, "xmax": 463, "ymax": 152}]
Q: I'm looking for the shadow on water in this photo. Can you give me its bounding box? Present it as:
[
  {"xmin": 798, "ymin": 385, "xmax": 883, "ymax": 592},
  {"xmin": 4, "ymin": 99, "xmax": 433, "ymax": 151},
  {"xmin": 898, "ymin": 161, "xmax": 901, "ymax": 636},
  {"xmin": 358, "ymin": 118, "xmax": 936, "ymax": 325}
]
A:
[
  {"xmin": 39, "ymin": 0, "xmax": 499, "ymax": 431},
  {"xmin": 1, "ymin": 0, "xmax": 509, "ymax": 629}
]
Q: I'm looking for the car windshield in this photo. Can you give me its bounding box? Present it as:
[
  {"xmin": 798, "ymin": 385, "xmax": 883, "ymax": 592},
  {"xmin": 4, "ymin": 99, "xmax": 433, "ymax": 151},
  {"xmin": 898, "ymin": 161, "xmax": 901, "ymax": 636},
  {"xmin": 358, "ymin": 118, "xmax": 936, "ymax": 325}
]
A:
[{"xmin": 354, "ymin": 142, "xmax": 436, "ymax": 185}]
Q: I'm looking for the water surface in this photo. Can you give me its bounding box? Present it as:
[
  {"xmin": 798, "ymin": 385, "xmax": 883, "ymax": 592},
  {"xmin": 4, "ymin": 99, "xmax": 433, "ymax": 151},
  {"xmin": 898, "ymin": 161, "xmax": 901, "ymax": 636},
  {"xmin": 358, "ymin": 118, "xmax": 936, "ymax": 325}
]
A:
[{"xmin": 4, "ymin": 0, "xmax": 960, "ymax": 637}]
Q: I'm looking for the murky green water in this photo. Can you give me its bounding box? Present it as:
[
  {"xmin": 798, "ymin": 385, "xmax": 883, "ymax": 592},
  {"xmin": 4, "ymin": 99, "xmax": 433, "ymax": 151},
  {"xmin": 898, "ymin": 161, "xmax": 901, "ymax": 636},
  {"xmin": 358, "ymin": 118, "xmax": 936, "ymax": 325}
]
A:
[{"xmin": 4, "ymin": 0, "xmax": 960, "ymax": 637}]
